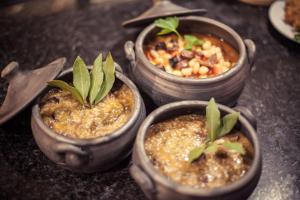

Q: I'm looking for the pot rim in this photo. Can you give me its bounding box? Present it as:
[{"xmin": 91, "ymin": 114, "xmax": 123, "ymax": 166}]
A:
[
  {"xmin": 135, "ymin": 16, "xmax": 247, "ymax": 85},
  {"xmin": 32, "ymin": 67, "xmax": 142, "ymax": 146},
  {"xmin": 135, "ymin": 100, "xmax": 261, "ymax": 197}
]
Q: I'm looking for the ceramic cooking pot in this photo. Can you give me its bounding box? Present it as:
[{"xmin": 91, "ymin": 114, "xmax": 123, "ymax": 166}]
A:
[
  {"xmin": 124, "ymin": 16, "xmax": 256, "ymax": 106},
  {"xmin": 31, "ymin": 65, "xmax": 146, "ymax": 173},
  {"xmin": 130, "ymin": 101, "xmax": 261, "ymax": 200}
]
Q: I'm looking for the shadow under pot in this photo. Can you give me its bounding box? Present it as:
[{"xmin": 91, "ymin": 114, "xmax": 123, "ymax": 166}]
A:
[
  {"xmin": 124, "ymin": 16, "xmax": 256, "ymax": 106},
  {"xmin": 130, "ymin": 101, "xmax": 262, "ymax": 200},
  {"xmin": 31, "ymin": 65, "xmax": 146, "ymax": 173}
]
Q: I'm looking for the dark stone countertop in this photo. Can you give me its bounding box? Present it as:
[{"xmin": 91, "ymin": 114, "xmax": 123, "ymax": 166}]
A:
[{"xmin": 0, "ymin": 0, "xmax": 300, "ymax": 199}]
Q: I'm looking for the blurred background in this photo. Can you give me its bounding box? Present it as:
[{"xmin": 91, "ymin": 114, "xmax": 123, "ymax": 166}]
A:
[{"xmin": 0, "ymin": 0, "xmax": 137, "ymax": 16}]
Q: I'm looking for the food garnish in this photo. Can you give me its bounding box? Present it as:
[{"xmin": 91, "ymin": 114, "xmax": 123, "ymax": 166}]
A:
[
  {"xmin": 154, "ymin": 17, "xmax": 204, "ymax": 50},
  {"xmin": 183, "ymin": 34, "xmax": 205, "ymax": 50},
  {"xmin": 188, "ymin": 98, "xmax": 244, "ymax": 163},
  {"xmin": 48, "ymin": 53, "xmax": 115, "ymax": 107},
  {"xmin": 154, "ymin": 17, "xmax": 181, "ymax": 37}
]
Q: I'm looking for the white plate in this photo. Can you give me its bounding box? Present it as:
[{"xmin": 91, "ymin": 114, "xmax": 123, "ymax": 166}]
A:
[{"xmin": 269, "ymin": 0, "xmax": 299, "ymax": 43}]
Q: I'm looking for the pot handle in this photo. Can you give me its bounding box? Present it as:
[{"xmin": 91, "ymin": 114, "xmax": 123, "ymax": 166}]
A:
[
  {"xmin": 124, "ymin": 41, "xmax": 137, "ymax": 71},
  {"xmin": 234, "ymin": 106, "xmax": 257, "ymax": 130},
  {"xmin": 53, "ymin": 143, "xmax": 89, "ymax": 169},
  {"xmin": 130, "ymin": 164, "xmax": 156, "ymax": 200},
  {"xmin": 244, "ymin": 39, "xmax": 256, "ymax": 70},
  {"xmin": 1, "ymin": 61, "xmax": 20, "ymax": 80}
]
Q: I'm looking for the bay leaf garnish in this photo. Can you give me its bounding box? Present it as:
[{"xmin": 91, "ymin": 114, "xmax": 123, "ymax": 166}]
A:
[
  {"xmin": 223, "ymin": 141, "xmax": 246, "ymax": 155},
  {"xmin": 95, "ymin": 52, "xmax": 115, "ymax": 104},
  {"xmin": 204, "ymin": 143, "xmax": 218, "ymax": 154},
  {"xmin": 48, "ymin": 52, "xmax": 116, "ymax": 107},
  {"xmin": 188, "ymin": 143, "xmax": 207, "ymax": 163},
  {"xmin": 206, "ymin": 98, "xmax": 221, "ymax": 142},
  {"xmin": 219, "ymin": 112, "xmax": 239, "ymax": 137},
  {"xmin": 47, "ymin": 80, "xmax": 83, "ymax": 104},
  {"xmin": 188, "ymin": 98, "xmax": 245, "ymax": 163},
  {"xmin": 89, "ymin": 53, "xmax": 104, "ymax": 105},
  {"xmin": 73, "ymin": 56, "xmax": 90, "ymax": 102}
]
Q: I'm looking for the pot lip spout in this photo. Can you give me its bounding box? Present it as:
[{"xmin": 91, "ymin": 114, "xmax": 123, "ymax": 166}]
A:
[
  {"xmin": 31, "ymin": 67, "xmax": 143, "ymax": 146},
  {"xmin": 134, "ymin": 100, "xmax": 262, "ymax": 197},
  {"xmin": 135, "ymin": 16, "xmax": 248, "ymax": 85}
]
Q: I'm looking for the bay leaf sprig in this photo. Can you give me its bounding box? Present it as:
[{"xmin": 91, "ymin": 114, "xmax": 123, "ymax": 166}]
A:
[
  {"xmin": 48, "ymin": 80, "xmax": 84, "ymax": 104},
  {"xmin": 188, "ymin": 98, "xmax": 245, "ymax": 163},
  {"xmin": 89, "ymin": 53, "xmax": 104, "ymax": 105},
  {"xmin": 94, "ymin": 53, "xmax": 115, "ymax": 104},
  {"xmin": 48, "ymin": 52, "xmax": 115, "ymax": 107},
  {"xmin": 73, "ymin": 56, "xmax": 91, "ymax": 102}
]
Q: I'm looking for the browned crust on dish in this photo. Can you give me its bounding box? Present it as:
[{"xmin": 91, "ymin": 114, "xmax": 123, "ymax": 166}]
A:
[
  {"xmin": 40, "ymin": 83, "xmax": 134, "ymax": 139},
  {"xmin": 145, "ymin": 114, "xmax": 254, "ymax": 189}
]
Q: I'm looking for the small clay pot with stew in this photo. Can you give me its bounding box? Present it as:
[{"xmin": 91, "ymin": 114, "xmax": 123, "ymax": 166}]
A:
[
  {"xmin": 31, "ymin": 65, "xmax": 146, "ymax": 173},
  {"xmin": 124, "ymin": 16, "xmax": 256, "ymax": 106},
  {"xmin": 130, "ymin": 101, "xmax": 261, "ymax": 200}
]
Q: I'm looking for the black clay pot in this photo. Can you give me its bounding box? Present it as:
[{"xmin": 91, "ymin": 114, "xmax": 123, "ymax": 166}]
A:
[
  {"xmin": 130, "ymin": 101, "xmax": 262, "ymax": 200},
  {"xmin": 124, "ymin": 16, "xmax": 256, "ymax": 106},
  {"xmin": 31, "ymin": 65, "xmax": 146, "ymax": 173}
]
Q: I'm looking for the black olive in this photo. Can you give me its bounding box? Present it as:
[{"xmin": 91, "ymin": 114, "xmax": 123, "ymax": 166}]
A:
[
  {"xmin": 169, "ymin": 56, "xmax": 179, "ymax": 67},
  {"xmin": 155, "ymin": 42, "xmax": 167, "ymax": 50}
]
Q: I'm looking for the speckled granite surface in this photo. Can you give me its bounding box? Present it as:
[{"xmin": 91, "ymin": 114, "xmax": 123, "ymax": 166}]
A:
[{"xmin": 0, "ymin": 0, "xmax": 300, "ymax": 199}]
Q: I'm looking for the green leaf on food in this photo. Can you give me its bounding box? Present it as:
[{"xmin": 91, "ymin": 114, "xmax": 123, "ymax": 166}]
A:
[
  {"xmin": 223, "ymin": 141, "xmax": 246, "ymax": 155},
  {"xmin": 204, "ymin": 143, "xmax": 219, "ymax": 154},
  {"xmin": 73, "ymin": 56, "xmax": 91, "ymax": 102},
  {"xmin": 187, "ymin": 98, "xmax": 245, "ymax": 163},
  {"xmin": 154, "ymin": 17, "xmax": 180, "ymax": 37},
  {"xmin": 184, "ymin": 34, "xmax": 205, "ymax": 50},
  {"xmin": 95, "ymin": 52, "xmax": 115, "ymax": 103},
  {"xmin": 295, "ymin": 34, "xmax": 300, "ymax": 43},
  {"xmin": 47, "ymin": 80, "xmax": 83, "ymax": 104},
  {"xmin": 219, "ymin": 112, "xmax": 239, "ymax": 137},
  {"xmin": 188, "ymin": 143, "xmax": 207, "ymax": 163},
  {"xmin": 48, "ymin": 52, "xmax": 116, "ymax": 106},
  {"xmin": 89, "ymin": 53, "xmax": 104, "ymax": 105},
  {"xmin": 206, "ymin": 98, "xmax": 221, "ymax": 142}
]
